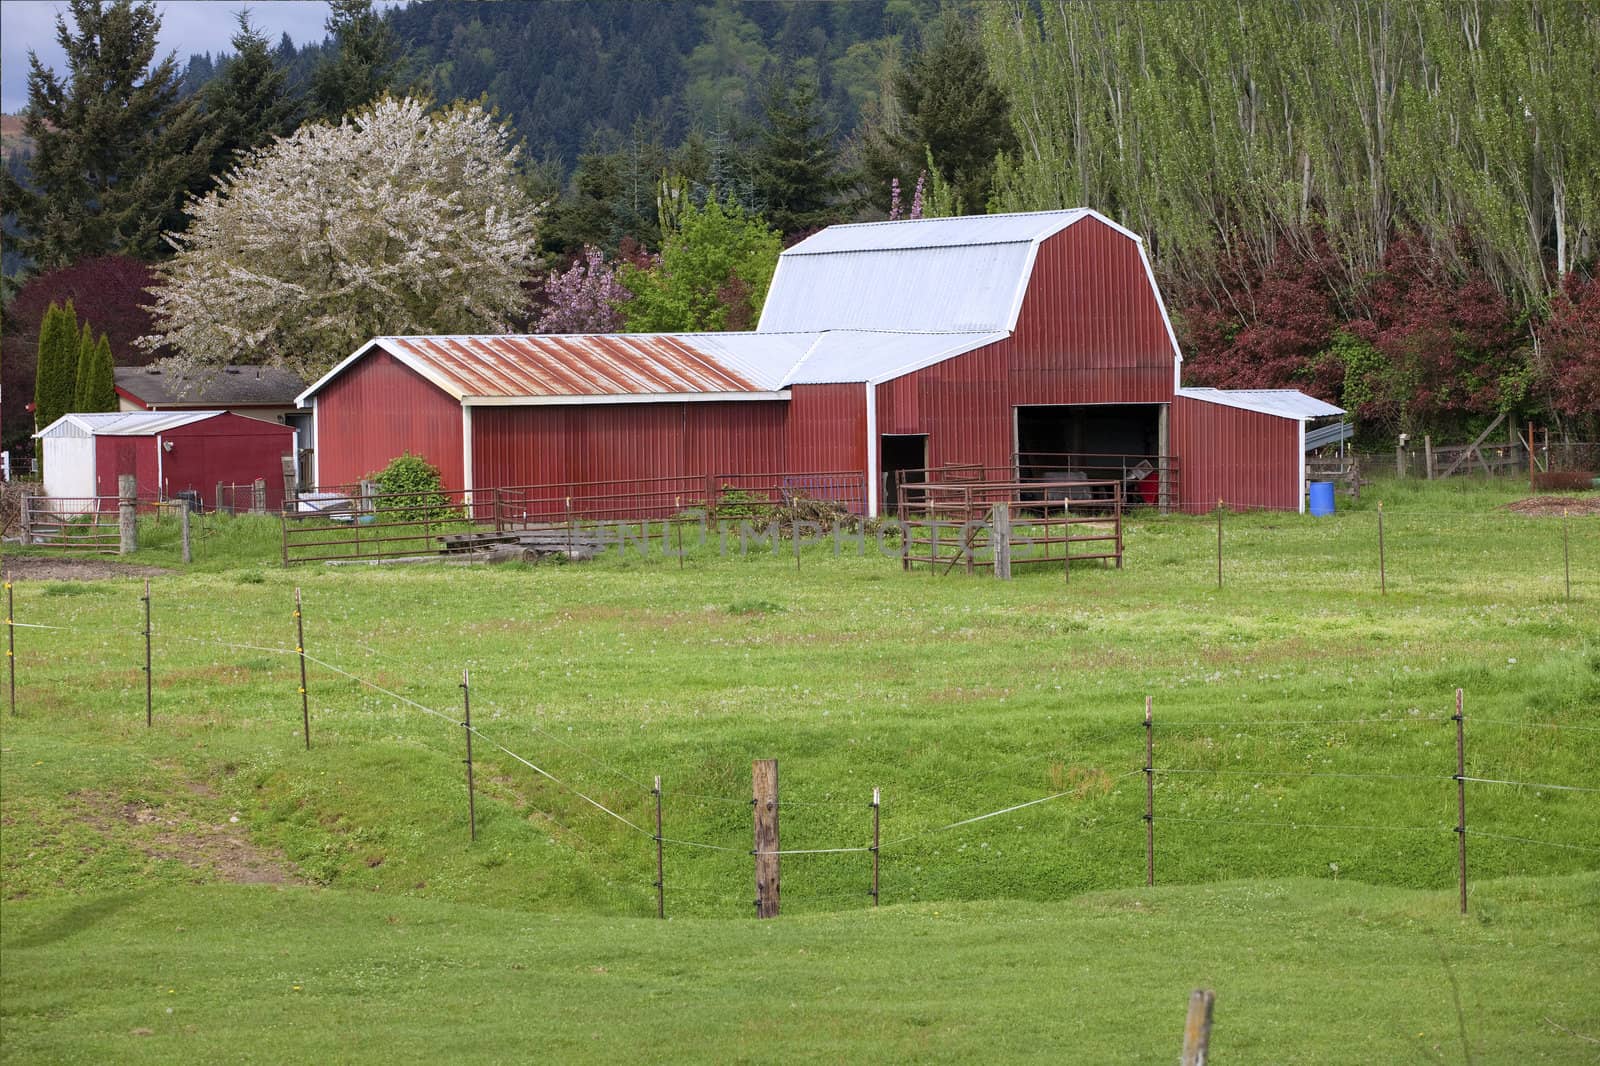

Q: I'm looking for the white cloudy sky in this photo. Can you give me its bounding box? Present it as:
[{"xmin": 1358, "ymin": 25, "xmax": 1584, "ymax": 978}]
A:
[{"xmin": 1, "ymin": 1, "xmax": 407, "ymax": 113}]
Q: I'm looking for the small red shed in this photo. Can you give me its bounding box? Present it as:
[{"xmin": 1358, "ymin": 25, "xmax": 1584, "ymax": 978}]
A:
[
  {"xmin": 34, "ymin": 410, "xmax": 295, "ymax": 511},
  {"xmin": 300, "ymin": 210, "xmax": 1340, "ymax": 514}
]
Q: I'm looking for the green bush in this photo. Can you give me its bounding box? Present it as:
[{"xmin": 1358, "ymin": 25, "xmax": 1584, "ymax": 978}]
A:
[{"xmin": 369, "ymin": 454, "xmax": 458, "ymax": 523}]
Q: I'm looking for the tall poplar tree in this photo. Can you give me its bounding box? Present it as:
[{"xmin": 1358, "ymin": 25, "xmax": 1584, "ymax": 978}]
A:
[{"xmin": 0, "ymin": 0, "xmax": 214, "ymax": 269}]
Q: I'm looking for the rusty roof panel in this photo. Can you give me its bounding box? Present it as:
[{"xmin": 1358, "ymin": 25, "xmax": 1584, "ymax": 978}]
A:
[{"xmin": 377, "ymin": 334, "xmax": 804, "ymax": 399}]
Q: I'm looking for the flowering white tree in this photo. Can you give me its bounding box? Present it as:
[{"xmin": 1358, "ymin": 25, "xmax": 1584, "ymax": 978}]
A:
[{"xmin": 140, "ymin": 97, "xmax": 540, "ymax": 379}]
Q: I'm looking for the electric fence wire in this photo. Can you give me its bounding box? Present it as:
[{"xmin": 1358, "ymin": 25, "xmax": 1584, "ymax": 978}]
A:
[
  {"xmin": 1463, "ymin": 829, "xmax": 1600, "ymax": 854},
  {"xmin": 1466, "ymin": 717, "xmax": 1600, "ymax": 734},
  {"xmin": 1156, "ymin": 816, "xmax": 1448, "ymax": 834},
  {"xmin": 1459, "ymin": 775, "xmax": 1600, "ymax": 794},
  {"xmin": 1154, "ymin": 768, "xmax": 1437, "ymax": 782}
]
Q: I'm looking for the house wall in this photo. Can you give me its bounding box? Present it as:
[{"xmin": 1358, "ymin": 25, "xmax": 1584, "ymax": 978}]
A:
[
  {"xmin": 876, "ymin": 217, "xmax": 1178, "ymax": 473},
  {"xmin": 1170, "ymin": 397, "xmax": 1301, "ymax": 512},
  {"xmin": 314, "ymin": 349, "xmax": 464, "ymax": 488}
]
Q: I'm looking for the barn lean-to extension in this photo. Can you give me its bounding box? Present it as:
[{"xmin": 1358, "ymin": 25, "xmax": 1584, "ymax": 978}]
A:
[{"xmin": 299, "ymin": 209, "xmax": 1340, "ymax": 515}]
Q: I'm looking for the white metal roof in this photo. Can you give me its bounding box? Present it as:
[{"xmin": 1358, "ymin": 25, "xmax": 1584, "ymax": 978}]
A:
[
  {"xmin": 779, "ymin": 209, "xmax": 1095, "ymax": 255},
  {"xmin": 758, "ymin": 209, "xmax": 1115, "ymax": 334},
  {"xmin": 1176, "ymin": 388, "xmax": 1344, "ymax": 421},
  {"xmin": 33, "ymin": 410, "xmax": 227, "ymax": 439},
  {"xmin": 777, "ymin": 330, "xmax": 1009, "ymax": 386}
]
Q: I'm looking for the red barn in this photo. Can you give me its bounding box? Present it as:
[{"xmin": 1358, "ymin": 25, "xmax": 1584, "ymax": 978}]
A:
[
  {"xmin": 34, "ymin": 410, "xmax": 295, "ymax": 512},
  {"xmin": 300, "ymin": 210, "xmax": 1340, "ymax": 514}
]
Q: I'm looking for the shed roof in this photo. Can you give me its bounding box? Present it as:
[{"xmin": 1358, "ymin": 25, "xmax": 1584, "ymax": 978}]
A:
[
  {"xmin": 116, "ymin": 365, "xmax": 306, "ymax": 406},
  {"xmin": 34, "ymin": 410, "xmax": 228, "ymax": 439},
  {"xmin": 758, "ymin": 209, "xmax": 1110, "ymax": 333},
  {"xmin": 1176, "ymin": 388, "xmax": 1344, "ymax": 421}
]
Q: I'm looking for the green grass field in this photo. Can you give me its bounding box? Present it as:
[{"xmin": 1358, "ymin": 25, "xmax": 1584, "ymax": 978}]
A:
[{"xmin": 3, "ymin": 478, "xmax": 1597, "ymax": 1062}]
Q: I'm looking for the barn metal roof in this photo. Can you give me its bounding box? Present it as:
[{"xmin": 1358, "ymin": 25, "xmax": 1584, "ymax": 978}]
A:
[
  {"xmin": 299, "ymin": 334, "xmax": 814, "ymax": 405},
  {"xmin": 33, "ymin": 410, "xmax": 228, "ymax": 439},
  {"xmin": 775, "ymin": 330, "xmax": 1009, "ymax": 386},
  {"xmin": 1176, "ymin": 388, "xmax": 1344, "ymax": 421},
  {"xmin": 116, "ymin": 364, "xmax": 305, "ymax": 406},
  {"xmin": 758, "ymin": 209, "xmax": 1114, "ymax": 333}
]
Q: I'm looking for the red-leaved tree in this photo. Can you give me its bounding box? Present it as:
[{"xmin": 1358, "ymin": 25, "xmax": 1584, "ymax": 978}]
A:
[
  {"xmin": 2, "ymin": 256, "xmax": 163, "ymax": 452},
  {"xmin": 1175, "ymin": 235, "xmax": 1343, "ymax": 399},
  {"xmin": 1344, "ymin": 235, "xmax": 1521, "ymax": 434},
  {"xmin": 1538, "ymin": 271, "xmax": 1600, "ymax": 437}
]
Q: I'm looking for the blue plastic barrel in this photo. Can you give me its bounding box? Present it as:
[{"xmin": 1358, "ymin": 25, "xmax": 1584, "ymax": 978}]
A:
[{"xmin": 1308, "ymin": 481, "xmax": 1335, "ymax": 516}]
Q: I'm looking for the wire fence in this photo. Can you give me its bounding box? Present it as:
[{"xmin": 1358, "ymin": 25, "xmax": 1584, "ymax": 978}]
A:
[{"xmin": 3, "ymin": 579, "xmax": 1598, "ymax": 916}]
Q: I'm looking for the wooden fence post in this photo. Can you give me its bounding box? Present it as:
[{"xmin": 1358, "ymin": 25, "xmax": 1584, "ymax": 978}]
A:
[
  {"xmin": 1454, "ymin": 688, "xmax": 1467, "ymax": 915},
  {"xmin": 1563, "ymin": 510, "xmax": 1571, "ymax": 601},
  {"xmin": 252, "ymin": 478, "xmax": 267, "ymax": 514},
  {"xmin": 141, "ymin": 579, "xmax": 152, "ymax": 728},
  {"xmin": 1144, "ymin": 696, "xmax": 1154, "ymax": 886},
  {"xmin": 180, "ymin": 500, "xmax": 192, "ymax": 564},
  {"xmin": 1215, "ymin": 500, "xmax": 1224, "ymax": 590},
  {"xmin": 6, "ymin": 581, "xmax": 14, "ymax": 716},
  {"xmin": 1424, "ymin": 435, "xmax": 1434, "ymax": 480},
  {"xmin": 295, "ymin": 588, "xmax": 310, "ymax": 750},
  {"xmin": 653, "ymin": 775, "xmax": 665, "ymax": 919},
  {"xmin": 871, "ymin": 786, "xmax": 881, "ymax": 907},
  {"xmin": 1377, "ymin": 501, "xmax": 1386, "ymax": 595},
  {"xmin": 1181, "ymin": 989, "xmax": 1216, "ymax": 1066},
  {"xmin": 19, "ymin": 495, "xmax": 31, "ymax": 546},
  {"xmin": 462, "ymin": 669, "xmax": 477, "ymax": 842},
  {"xmin": 119, "ymin": 474, "xmax": 138, "ymax": 554},
  {"xmin": 753, "ymin": 759, "xmax": 780, "ymax": 918},
  {"xmin": 991, "ymin": 502, "xmax": 1012, "ymax": 580}
]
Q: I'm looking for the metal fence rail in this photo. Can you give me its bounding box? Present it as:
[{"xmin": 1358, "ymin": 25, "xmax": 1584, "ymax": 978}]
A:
[{"xmin": 898, "ymin": 479, "xmax": 1124, "ymax": 576}]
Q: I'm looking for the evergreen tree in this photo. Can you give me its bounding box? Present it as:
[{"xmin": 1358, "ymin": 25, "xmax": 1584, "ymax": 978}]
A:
[
  {"xmin": 751, "ymin": 74, "xmax": 849, "ymax": 236},
  {"xmin": 33, "ymin": 301, "xmax": 79, "ymax": 430},
  {"xmin": 85, "ymin": 334, "xmax": 119, "ymax": 412},
  {"xmin": 0, "ymin": 0, "xmax": 215, "ymax": 268},
  {"xmin": 205, "ymin": 10, "xmax": 299, "ymax": 175},
  {"xmin": 74, "ymin": 321, "xmax": 96, "ymax": 411},
  {"xmin": 310, "ymin": 0, "xmax": 401, "ymax": 121},
  {"xmin": 865, "ymin": 9, "xmax": 1013, "ymax": 215}
]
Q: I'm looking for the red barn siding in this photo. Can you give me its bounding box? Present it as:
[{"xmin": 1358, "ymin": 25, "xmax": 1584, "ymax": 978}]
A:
[
  {"xmin": 316, "ymin": 350, "xmax": 463, "ymax": 488},
  {"xmin": 786, "ymin": 384, "xmax": 867, "ymax": 473},
  {"xmin": 874, "ymin": 218, "xmax": 1178, "ymax": 476},
  {"xmin": 93, "ymin": 414, "xmax": 293, "ymax": 509},
  {"xmin": 1171, "ymin": 397, "xmax": 1300, "ymax": 513},
  {"xmin": 471, "ymin": 401, "xmax": 789, "ymax": 491}
]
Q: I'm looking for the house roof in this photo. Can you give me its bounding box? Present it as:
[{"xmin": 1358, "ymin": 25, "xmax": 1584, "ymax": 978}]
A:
[
  {"xmin": 758, "ymin": 209, "xmax": 1108, "ymax": 333},
  {"xmin": 34, "ymin": 410, "xmax": 228, "ymax": 439},
  {"xmin": 1176, "ymin": 388, "xmax": 1344, "ymax": 421},
  {"xmin": 115, "ymin": 365, "xmax": 306, "ymax": 406}
]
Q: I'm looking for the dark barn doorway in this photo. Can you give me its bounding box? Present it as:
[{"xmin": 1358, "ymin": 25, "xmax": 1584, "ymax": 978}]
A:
[
  {"xmin": 881, "ymin": 433, "xmax": 928, "ymax": 511},
  {"xmin": 1015, "ymin": 404, "xmax": 1168, "ymax": 505}
]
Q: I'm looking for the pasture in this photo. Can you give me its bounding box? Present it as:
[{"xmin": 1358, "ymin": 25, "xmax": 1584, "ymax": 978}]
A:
[{"xmin": 2, "ymin": 478, "xmax": 1597, "ymax": 1062}]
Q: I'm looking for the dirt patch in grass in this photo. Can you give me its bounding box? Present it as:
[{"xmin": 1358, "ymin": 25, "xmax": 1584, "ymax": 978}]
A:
[
  {"xmin": 71, "ymin": 785, "xmax": 302, "ymax": 885},
  {"xmin": 1505, "ymin": 495, "xmax": 1600, "ymax": 516},
  {"xmin": 1, "ymin": 555, "xmax": 174, "ymax": 581}
]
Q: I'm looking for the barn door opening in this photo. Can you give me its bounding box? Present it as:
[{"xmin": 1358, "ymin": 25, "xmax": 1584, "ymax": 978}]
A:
[
  {"xmin": 881, "ymin": 434, "xmax": 928, "ymax": 513},
  {"xmin": 1015, "ymin": 404, "xmax": 1170, "ymax": 507}
]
